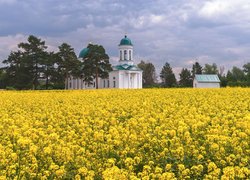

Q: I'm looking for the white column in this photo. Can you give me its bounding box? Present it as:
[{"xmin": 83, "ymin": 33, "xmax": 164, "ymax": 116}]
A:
[
  {"xmin": 137, "ymin": 73, "xmax": 139, "ymax": 88},
  {"xmin": 140, "ymin": 73, "xmax": 142, "ymax": 88},
  {"xmin": 128, "ymin": 73, "xmax": 130, "ymax": 89},
  {"xmin": 131, "ymin": 49, "xmax": 133, "ymax": 61}
]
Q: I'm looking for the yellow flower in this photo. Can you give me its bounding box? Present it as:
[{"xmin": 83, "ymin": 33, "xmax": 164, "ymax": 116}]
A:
[{"xmin": 0, "ymin": 88, "xmax": 249, "ymax": 179}]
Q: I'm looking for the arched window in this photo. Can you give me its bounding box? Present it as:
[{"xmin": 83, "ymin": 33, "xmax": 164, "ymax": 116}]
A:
[
  {"xmin": 124, "ymin": 50, "xmax": 127, "ymax": 60},
  {"xmin": 120, "ymin": 50, "xmax": 122, "ymax": 60},
  {"xmin": 129, "ymin": 50, "xmax": 131, "ymax": 60}
]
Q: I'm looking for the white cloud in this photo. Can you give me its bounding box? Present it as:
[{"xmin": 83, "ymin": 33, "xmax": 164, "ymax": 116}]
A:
[
  {"xmin": 0, "ymin": 34, "xmax": 27, "ymax": 55},
  {"xmin": 199, "ymin": 0, "xmax": 250, "ymax": 22},
  {"xmin": 127, "ymin": 13, "xmax": 167, "ymax": 29},
  {"xmin": 0, "ymin": 34, "xmax": 27, "ymax": 67},
  {"xmin": 0, "ymin": 0, "xmax": 250, "ymax": 72},
  {"xmin": 150, "ymin": 14, "xmax": 165, "ymax": 24}
]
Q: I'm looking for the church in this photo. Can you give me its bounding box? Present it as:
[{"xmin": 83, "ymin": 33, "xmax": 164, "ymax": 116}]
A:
[{"xmin": 67, "ymin": 35, "xmax": 143, "ymax": 89}]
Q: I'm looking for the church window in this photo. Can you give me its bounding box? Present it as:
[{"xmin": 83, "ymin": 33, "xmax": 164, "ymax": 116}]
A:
[
  {"xmin": 93, "ymin": 82, "xmax": 95, "ymax": 87},
  {"xmin": 113, "ymin": 77, "xmax": 115, "ymax": 79},
  {"xmin": 129, "ymin": 50, "xmax": 131, "ymax": 60},
  {"xmin": 120, "ymin": 50, "xmax": 122, "ymax": 60},
  {"xmin": 124, "ymin": 50, "xmax": 127, "ymax": 60},
  {"xmin": 113, "ymin": 81, "xmax": 116, "ymax": 88}
]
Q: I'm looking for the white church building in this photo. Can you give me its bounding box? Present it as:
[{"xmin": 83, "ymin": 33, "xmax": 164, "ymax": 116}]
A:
[{"xmin": 67, "ymin": 35, "xmax": 143, "ymax": 89}]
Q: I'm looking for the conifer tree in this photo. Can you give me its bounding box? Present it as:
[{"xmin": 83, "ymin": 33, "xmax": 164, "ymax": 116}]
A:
[
  {"xmin": 160, "ymin": 62, "xmax": 176, "ymax": 87},
  {"xmin": 81, "ymin": 44, "xmax": 112, "ymax": 89}
]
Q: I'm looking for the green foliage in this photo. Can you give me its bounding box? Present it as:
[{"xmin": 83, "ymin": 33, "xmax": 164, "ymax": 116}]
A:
[
  {"xmin": 18, "ymin": 35, "xmax": 48, "ymax": 89},
  {"xmin": 179, "ymin": 68, "xmax": 192, "ymax": 87},
  {"xmin": 203, "ymin": 63, "xmax": 219, "ymax": 74},
  {"xmin": 3, "ymin": 36, "xmax": 49, "ymax": 89},
  {"xmin": 57, "ymin": 43, "xmax": 80, "ymax": 89},
  {"xmin": 217, "ymin": 63, "xmax": 250, "ymax": 87},
  {"xmin": 81, "ymin": 44, "xmax": 112, "ymax": 89},
  {"xmin": 2, "ymin": 37, "xmax": 81, "ymax": 90},
  {"xmin": 3, "ymin": 51, "xmax": 33, "ymax": 89},
  {"xmin": 243, "ymin": 63, "xmax": 250, "ymax": 82},
  {"xmin": 0, "ymin": 68, "xmax": 7, "ymax": 89},
  {"xmin": 191, "ymin": 62, "xmax": 202, "ymax": 78},
  {"xmin": 5, "ymin": 86, "xmax": 16, "ymax": 90},
  {"xmin": 160, "ymin": 62, "xmax": 176, "ymax": 88},
  {"xmin": 218, "ymin": 75, "xmax": 227, "ymax": 87},
  {"xmin": 138, "ymin": 60, "xmax": 157, "ymax": 87},
  {"xmin": 226, "ymin": 66, "xmax": 247, "ymax": 87}
]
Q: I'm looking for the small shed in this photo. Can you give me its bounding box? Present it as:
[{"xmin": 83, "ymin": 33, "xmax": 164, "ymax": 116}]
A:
[{"xmin": 193, "ymin": 74, "xmax": 220, "ymax": 88}]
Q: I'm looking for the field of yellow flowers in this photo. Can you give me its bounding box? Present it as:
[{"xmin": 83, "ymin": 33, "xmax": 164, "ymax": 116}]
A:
[{"xmin": 0, "ymin": 88, "xmax": 249, "ymax": 179}]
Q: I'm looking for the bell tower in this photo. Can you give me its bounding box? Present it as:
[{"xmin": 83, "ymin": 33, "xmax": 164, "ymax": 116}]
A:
[{"xmin": 118, "ymin": 35, "xmax": 134, "ymax": 65}]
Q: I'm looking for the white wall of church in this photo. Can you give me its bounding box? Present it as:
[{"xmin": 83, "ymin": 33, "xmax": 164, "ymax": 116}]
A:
[
  {"xmin": 123, "ymin": 72, "xmax": 129, "ymax": 89},
  {"xmin": 68, "ymin": 76, "xmax": 109, "ymax": 89},
  {"xmin": 67, "ymin": 71, "xmax": 142, "ymax": 89},
  {"xmin": 109, "ymin": 71, "xmax": 142, "ymax": 89},
  {"xmin": 109, "ymin": 71, "xmax": 119, "ymax": 88}
]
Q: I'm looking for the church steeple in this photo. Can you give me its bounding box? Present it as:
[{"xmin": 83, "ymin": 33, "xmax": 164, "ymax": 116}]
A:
[{"xmin": 118, "ymin": 35, "xmax": 134, "ymax": 65}]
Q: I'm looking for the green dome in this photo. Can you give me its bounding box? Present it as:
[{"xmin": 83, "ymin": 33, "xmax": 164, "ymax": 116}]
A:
[
  {"xmin": 79, "ymin": 47, "xmax": 89, "ymax": 58},
  {"xmin": 119, "ymin": 35, "xmax": 133, "ymax": 46}
]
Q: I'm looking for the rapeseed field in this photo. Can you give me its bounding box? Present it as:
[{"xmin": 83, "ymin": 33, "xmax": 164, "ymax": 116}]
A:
[{"xmin": 0, "ymin": 89, "xmax": 249, "ymax": 179}]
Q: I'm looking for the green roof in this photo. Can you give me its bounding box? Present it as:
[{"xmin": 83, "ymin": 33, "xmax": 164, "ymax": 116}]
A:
[
  {"xmin": 195, "ymin": 74, "xmax": 220, "ymax": 83},
  {"xmin": 79, "ymin": 47, "xmax": 89, "ymax": 58},
  {"xmin": 113, "ymin": 64, "xmax": 141, "ymax": 71},
  {"xmin": 119, "ymin": 35, "xmax": 133, "ymax": 46}
]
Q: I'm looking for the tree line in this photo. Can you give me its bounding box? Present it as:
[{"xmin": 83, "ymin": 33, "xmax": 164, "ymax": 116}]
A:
[
  {"xmin": 0, "ymin": 35, "xmax": 250, "ymax": 89},
  {"xmin": 0, "ymin": 35, "xmax": 111, "ymax": 90},
  {"xmin": 138, "ymin": 61, "xmax": 250, "ymax": 88}
]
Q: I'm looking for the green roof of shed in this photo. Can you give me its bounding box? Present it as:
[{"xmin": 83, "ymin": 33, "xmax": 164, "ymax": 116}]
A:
[{"xmin": 195, "ymin": 74, "xmax": 220, "ymax": 83}]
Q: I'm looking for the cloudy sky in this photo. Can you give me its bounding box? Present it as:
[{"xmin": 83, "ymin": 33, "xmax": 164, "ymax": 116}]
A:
[{"xmin": 0, "ymin": 0, "xmax": 250, "ymax": 75}]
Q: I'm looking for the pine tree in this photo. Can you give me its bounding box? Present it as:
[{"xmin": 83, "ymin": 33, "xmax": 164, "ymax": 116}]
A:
[
  {"xmin": 81, "ymin": 44, "xmax": 112, "ymax": 89},
  {"xmin": 160, "ymin": 62, "xmax": 176, "ymax": 87},
  {"xmin": 191, "ymin": 62, "xmax": 202, "ymax": 78},
  {"xmin": 18, "ymin": 35, "xmax": 48, "ymax": 89},
  {"xmin": 57, "ymin": 43, "xmax": 80, "ymax": 89},
  {"xmin": 179, "ymin": 68, "xmax": 192, "ymax": 87}
]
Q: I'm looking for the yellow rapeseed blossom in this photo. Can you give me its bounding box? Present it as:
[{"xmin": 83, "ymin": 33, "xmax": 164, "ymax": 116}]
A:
[{"xmin": 0, "ymin": 88, "xmax": 249, "ymax": 179}]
